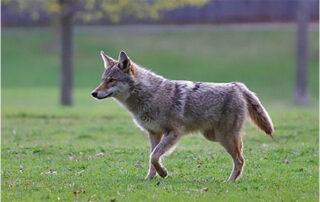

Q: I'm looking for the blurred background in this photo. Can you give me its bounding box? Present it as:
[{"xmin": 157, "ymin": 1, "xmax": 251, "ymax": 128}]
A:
[
  {"xmin": 2, "ymin": 0, "xmax": 319, "ymax": 108},
  {"xmin": 2, "ymin": 1, "xmax": 319, "ymax": 200}
]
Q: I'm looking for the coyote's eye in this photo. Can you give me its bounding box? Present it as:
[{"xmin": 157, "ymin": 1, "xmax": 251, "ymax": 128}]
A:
[{"xmin": 108, "ymin": 78, "xmax": 115, "ymax": 82}]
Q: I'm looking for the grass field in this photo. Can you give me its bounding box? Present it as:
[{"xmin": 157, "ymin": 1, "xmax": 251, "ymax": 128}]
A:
[{"xmin": 2, "ymin": 25, "xmax": 319, "ymax": 201}]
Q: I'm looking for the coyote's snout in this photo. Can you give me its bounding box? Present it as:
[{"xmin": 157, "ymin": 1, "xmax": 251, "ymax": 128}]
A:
[{"xmin": 92, "ymin": 50, "xmax": 274, "ymax": 181}]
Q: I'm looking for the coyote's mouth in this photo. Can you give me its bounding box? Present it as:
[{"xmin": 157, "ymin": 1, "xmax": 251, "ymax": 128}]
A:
[
  {"xmin": 92, "ymin": 91, "xmax": 113, "ymax": 99},
  {"xmin": 98, "ymin": 92, "xmax": 113, "ymax": 99}
]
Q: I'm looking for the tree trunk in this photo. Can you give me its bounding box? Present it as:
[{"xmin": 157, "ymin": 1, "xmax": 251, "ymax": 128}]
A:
[
  {"xmin": 60, "ymin": 10, "xmax": 73, "ymax": 106},
  {"xmin": 294, "ymin": 0, "xmax": 310, "ymax": 105}
]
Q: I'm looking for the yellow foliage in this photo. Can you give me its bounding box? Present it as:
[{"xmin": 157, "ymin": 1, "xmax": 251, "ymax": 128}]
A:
[
  {"xmin": 48, "ymin": 2, "xmax": 62, "ymax": 13},
  {"xmin": 31, "ymin": 11, "xmax": 40, "ymax": 20},
  {"xmin": 5, "ymin": 0, "xmax": 210, "ymax": 24},
  {"xmin": 96, "ymin": 11, "xmax": 104, "ymax": 19}
]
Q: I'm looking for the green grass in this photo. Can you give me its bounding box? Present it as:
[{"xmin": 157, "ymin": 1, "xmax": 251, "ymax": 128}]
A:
[{"xmin": 2, "ymin": 25, "xmax": 319, "ymax": 201}]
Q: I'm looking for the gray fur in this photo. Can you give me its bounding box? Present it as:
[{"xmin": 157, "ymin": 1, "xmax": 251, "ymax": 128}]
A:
[{"xmin": 92, "ymin": 51, "xmax": 274, "ymax": 181}]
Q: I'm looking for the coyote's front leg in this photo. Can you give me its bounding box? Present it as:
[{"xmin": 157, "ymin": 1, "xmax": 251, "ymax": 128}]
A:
[
  {"xmin": 150, "ymin": 130, "xmax": 181, "ymax": 178},
  {"xmin": 145, "ymin": 132, "xmax": 162, "ymax": 180}
]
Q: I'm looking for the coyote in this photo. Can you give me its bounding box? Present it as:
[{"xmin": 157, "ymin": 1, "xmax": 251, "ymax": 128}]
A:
[{"xmin": 92, "ymin": 51, "xmax": 274, "ymax": 181}]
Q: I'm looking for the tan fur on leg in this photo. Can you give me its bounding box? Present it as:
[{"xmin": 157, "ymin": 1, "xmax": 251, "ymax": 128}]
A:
[
  {"xmin": 150, "ymin": 131, "xmax": 181, "ymax": 178},
  {"xmin": 221, "ymin": 136, "xmax": 245, "ymax": 181},
  {"xmin": 145, "ymin": 133, "xmax": 162, "ymax": 180}
]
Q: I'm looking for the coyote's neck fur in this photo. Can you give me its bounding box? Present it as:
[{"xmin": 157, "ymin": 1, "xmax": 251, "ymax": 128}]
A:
[
  {"xmin": 124, "ymin": 65, "xmax": 164, "ymax": 106},
  {"xmin": 116, "ymin": 65, "xmax": 168, "ymax": 127}
]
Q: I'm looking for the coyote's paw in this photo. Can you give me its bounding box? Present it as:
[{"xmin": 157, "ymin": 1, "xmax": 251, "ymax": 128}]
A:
[{"xmin": 158, "ymin": 167, "xmax": 168, "ymax": 178}]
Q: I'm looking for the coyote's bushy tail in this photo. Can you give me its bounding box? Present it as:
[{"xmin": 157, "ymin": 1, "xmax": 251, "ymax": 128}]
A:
[{"xmin": 236, "ymin": 83, "xmax": 274, "ymax": 137}]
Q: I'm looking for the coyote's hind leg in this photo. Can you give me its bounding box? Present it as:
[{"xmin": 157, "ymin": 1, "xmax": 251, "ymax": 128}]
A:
[{"xmin": 220, "ymin": 135, "xmax": 245, "ymax": 181}]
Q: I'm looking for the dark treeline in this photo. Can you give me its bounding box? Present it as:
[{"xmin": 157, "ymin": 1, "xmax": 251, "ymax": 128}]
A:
[{"xmin": 2, "ymin": 0, "xmax": 319, "ymax": 26}]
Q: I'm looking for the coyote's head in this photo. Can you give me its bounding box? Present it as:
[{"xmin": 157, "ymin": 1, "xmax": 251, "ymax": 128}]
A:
[{"xmin": 91, "ymin": 51, "xmax": 136, "ymax": 100}]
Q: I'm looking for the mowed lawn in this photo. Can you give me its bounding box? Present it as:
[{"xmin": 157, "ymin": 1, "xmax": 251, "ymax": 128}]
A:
[{"xmin": 2, "ymin": 25, "xmax": 319, "ymax": 201}]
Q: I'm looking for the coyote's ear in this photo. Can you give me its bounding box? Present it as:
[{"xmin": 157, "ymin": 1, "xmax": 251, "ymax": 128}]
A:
[
  {"xmin": 100, "ymin": 51, "xmax": 116, "ymax": 69},
  {"xmin": 118, "ymin": 51, "xmax": 131, "ymax": 72}
]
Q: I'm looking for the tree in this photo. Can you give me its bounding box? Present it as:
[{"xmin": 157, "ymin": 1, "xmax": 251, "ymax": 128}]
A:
[
  {"xmin": 3, "ymin": 0, "xmax": 209, "ymax": 106},
  {"xmin": 59, "ymin": 0, "xmax": 75, "ymax": 105},
  {"xmin": 294, "ymin": 0, "xmax": 310, "ymax": 105}
]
